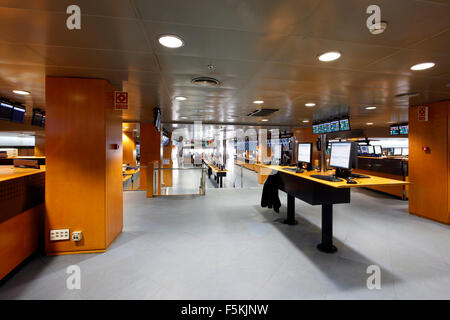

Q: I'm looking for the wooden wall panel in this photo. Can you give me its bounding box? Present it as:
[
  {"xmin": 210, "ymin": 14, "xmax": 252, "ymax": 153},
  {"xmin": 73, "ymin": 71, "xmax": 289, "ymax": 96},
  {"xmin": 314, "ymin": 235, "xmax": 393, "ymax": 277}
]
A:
[
  {"xmin": 139, "ymin": 123, "xmax": 161, "ymax": 190},
  {"xmin": 409, "ymin": 101, "xmax": 449, "ymax": 224},
  {"xmin": 105, "ymin": 84, "xmax": 123, "ymax": 248},
  {"xmin": 0, "ymin": 204, "xmax": 44, "ymax": 280},
  {"xmin": 122, "ymin": 131, "xmax": 136, "ymax": 166},
  {"xmin": 45, "ymin": 77, "xmax": 123, "ymax": 254}
]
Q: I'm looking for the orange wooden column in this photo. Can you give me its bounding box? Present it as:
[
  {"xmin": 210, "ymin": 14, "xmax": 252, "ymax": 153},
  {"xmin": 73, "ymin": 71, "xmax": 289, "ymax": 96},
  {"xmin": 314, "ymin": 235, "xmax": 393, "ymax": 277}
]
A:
[
  {"xmin": 409, "ymin": 101, "xmax": 450, "ymax": 224},
  {"xmin": 122, "ymin": 131, "xmax": 137, "ymax": 166},
  {"xmin": 45, "ymin": 77, "xmax": 123, "ymax": 255},
  {"xmin": 139, "ymin": 123, "xmax": 161, "ymax": 191},
  {"xmin": 162, "ymin": 132, "xmax": 173, "ymax": 187}
]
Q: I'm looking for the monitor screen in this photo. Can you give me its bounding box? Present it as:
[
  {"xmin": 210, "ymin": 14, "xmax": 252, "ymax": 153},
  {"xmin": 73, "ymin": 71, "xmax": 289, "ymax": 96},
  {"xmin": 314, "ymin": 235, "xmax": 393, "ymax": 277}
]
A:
[
  {"xmin": 339, "ymin": 119, "xmax": 350, "ymax": 131},
  {"xmin": 373, "ymin": 145, "xmax": 382, "ymax": 155},
  {"xmin": 359, "ymin": 145, "xmax": 369, "ymax": 154},
  {"xmin": 390, "ymin": 126, "xmax": 399, "ymax": 135},
  {"xmin": 162, "ymin": 134, "xmax": 170, "ymax": 147},
  {"xmin": 330, "ymin": 121, "xmax": 340, "ymax": 132},
  {"xmin": 329, "ymin": 142, "xmax": 352, "ymax": 169},
  {"xmin": 322, "ymin": 123, "xmax": 331, "ymax": 133},
  {"xmin": 394, "ymin": 148, "xmax": 402, "ymax": 156},
  {"xmin": 297, "ymin": 143, "xmax": 311, "ymax": 164},
  {"xmin": 402, "ymin": 148, "xmax": 409, "ymax": 156},
  {"xmin": 312, "ymin": 124, "xmax": 319, "ymax": 134},
  {"xmin": 0, "ymin": 102, "xmax": 13, "ymax": 121},
  {"xmin": 12, "ymin": 106, "xmax": 25, "ymax": 123},
  {"xmin": 399, "ymin": 125, "xmax": 409, "ymax": 135},
  {"xmin": 31, "ymin": 112, "xmax": 44, "ymax": 126},
  {"xmin": 367, "ymin": 145, "xmax": 375, "ymax": 154}
]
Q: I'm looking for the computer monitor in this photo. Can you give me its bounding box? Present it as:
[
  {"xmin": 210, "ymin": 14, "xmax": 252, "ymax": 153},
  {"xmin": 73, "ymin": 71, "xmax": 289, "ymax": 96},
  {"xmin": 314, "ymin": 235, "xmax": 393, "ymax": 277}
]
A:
[
  {"xmin": 399, "ymin": 124, "xmax": 409, "ymax": 135},
  {"xmin": 402, "ymin": 148, "xmax": 409, "ymax": 156},
  {"xmin": 359, "ymin": 145, "xmax": 369, "ymax": 154},
  {"xmin": 312, "ymin": 124, "xmax": 319, "ymax": 134},
  {"xmin": 390, "ymin": 126, "xmax": 399, "ymax": 135},
  {"xmin": 339, "ymin": 119, "xmax": 351, "ymax": 131},
  {"xmin": 373, "ymin": 145, "xmax": 382, "ymax": 155},
  {"xmin": 367, "ymin": 145, "xmax": 375, "ymax": 154},
  {"xmin": 394, "ymin": 148, "xmax": 402, "ymax": 156},
  {"xmin": 330, "ymin": 121, "xmax": 340, "ymax": 132},
  {"xmin": 297, "ymin": 143, "xmax": 312, "ymax": 170},
  {"xmin": 322, "ymin": 123, "xmax": 331, "ymax": 133},
  {"xmin": 329, "ymin": 142, "xmax": 352, "ymax": 170}
]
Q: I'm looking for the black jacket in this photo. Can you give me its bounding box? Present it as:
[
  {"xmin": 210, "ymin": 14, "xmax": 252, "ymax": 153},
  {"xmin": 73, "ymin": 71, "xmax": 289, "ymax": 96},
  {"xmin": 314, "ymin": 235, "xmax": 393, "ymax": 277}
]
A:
[{"xmin": 261, "ymin": 172, "xmax": 281, "ymax": 213}]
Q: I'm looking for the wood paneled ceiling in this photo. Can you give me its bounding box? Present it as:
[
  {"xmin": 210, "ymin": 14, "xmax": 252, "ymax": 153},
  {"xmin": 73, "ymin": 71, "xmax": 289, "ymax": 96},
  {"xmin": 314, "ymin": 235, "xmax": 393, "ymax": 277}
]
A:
[{"xmin": 0, "ymin": 0, "xmax": 448, "ymax": 130}]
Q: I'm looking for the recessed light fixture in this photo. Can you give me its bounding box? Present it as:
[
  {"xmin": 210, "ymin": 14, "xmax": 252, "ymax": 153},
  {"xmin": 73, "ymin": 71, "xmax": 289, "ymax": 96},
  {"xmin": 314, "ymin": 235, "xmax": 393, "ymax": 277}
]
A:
[
  {"xmin": 302, "ymin": 120, "xmax": 310, "ymax": 123},
  {"xmin": 305, "ymin": 103, "xmax": 316, "ymax": 107},
  {"xmin": 253, "ymin": 100, "xmax": 264, "ymax": 104},
  {"xmin": 261, "ymin": 119, "xmax": 269, "ymax": 122},
  {"xmin": 181, "ymin": 117, "xmax": 188, "ymax": 119},
  {"xmin": 410, "ymin": 62, "xmax": 435, "ymax": 71},
  {"xmin": 369, "ymin": 21, "xmax": 388, "ymax": 35},
  {"xmin": 12, "ymin": 90, "xmax": 30, "ymax": 95},
  {"xmin": 365, "ymin": 106, "xmax": 377, "ymax": 110},
  {"xmin": 175, "ymin": 96, "xmax": 187, "ymax": 101},
  {"xmin": 366, "ymin": 122, "xmax": 374, "ymax": 126},
  {"xmin": 318, "ymin": 51, "xmax": 341, "ymax": 62},
  {"xmin": 158, "ymin": 34, "xmax": 184, "ymax": 48}
]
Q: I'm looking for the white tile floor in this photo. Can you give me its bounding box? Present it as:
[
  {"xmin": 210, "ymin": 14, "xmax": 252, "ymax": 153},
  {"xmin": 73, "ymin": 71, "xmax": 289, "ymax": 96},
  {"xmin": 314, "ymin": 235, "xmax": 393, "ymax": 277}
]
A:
[{"xmin": 0, "ymin": 182, "xmax": 449, "ymax": 299}]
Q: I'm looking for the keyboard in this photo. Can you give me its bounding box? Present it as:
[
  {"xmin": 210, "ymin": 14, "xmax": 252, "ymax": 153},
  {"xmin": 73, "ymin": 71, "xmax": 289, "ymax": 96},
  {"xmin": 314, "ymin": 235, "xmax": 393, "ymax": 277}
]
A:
[
  {"xmin": 284, "ymin": 167, "xmax": 304, "ymax": 173},
  {"xmin": 310, "ymin": 175, "xmax": 343, "ymax": 182},
  {"xmin": 351, "ymin": 173, "xmax": 370, "ymax": 179}
]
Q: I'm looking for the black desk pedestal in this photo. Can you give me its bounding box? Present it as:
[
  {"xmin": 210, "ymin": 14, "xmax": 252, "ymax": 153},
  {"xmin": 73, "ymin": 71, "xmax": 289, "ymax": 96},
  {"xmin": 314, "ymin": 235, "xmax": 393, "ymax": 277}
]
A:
[
  {"xmin": 277, "ymin": 171, "xmax": 350, "ymax": 254},
  {"xmin": 317, "ymin": 204, "xmax": 337, "ymax": 253}
]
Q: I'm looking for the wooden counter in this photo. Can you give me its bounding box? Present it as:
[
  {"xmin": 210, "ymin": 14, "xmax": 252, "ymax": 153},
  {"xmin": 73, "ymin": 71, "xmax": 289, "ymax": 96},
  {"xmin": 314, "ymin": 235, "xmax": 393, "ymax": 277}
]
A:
[
  {"xmin": 0, "ymin": 166, "xmax": 45, "ymax": 280},
  {"xmin": 0, "ymin": 156, "xmax": 46, "ymax": 166},
  {"xmin": 256, "ymin": 164, "xmax": 409, "ymax": 189}
]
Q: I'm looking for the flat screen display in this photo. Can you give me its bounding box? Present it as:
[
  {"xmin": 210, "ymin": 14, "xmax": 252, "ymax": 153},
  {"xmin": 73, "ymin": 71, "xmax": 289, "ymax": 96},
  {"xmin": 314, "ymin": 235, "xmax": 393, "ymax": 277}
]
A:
[
  {"xmin": 329, "ymin": 142, "xmax": 352, "ymax": 169},
  {"xmin": 12, "ymin": 106, "xmax": 25, "ymax": 123},
  {"xmin": 402, "ymin": 148, "xmax": 409, "ymax": 156},
  {"xmin": 390, "ymin": 126, "xmax": 399, "ymax": 135},
  {"xmin": 394, "ymin": 148, "xmax": 402, "ymax": 156},
  {"xmin": 399, "ymin": 125, "xmax": 409, "ymax": 135},
  {"xmin": 330, "ymin": 121, "xmax": 340, "ymax": 132},
  {"xmin": 339, "ymin": 119, "xmax": 350, "ymax": 131},
  {"xmin": 162, "ymin": 134, "xmax": 170, "ymax": 147},
  {"xmin": 322, "ymin": 123, "xmax": 331, "ymax": 133},
  {"xmin": 31, "ymin": 112, "xmax": 44, "ymax": 127},
  {"xmin": 297, "ymin": 143, "xmax": 311, "ymax": 164},
  {"xmin": 312, "ymin": 125, "xmax": 319, "ymax": 134},
  {"xmin": 367, "ymin": 145, "xmax": 375, "ymax": 154},
  {"xmin": 359, "ymin": 145, "xmax": 369, "ymax": 154},
  {"xmin": 0, "ymin": 102, "xmax": 13, "ymax": 121},
  {"xmin": 373, "ymin": 145, "xmax": 382, "ymax": 155}
]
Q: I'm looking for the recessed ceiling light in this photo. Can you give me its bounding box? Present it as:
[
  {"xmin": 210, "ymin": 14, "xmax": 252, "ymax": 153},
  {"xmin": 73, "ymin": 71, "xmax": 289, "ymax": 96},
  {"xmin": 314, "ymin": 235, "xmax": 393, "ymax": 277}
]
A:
[
  {"xmin": 366, "ymin": 122, "xmax": 374, "ymax": 126},
  {"xmin": 12, "ymin": 90, "xmax": 30, "ymax": 95},
  {"xmin": 365, "ymin": 106, "xmax": 377, "ymax": 110},
  {"xmin": 410, "ymin": 62, "xmax": 435, "ymax": 71},
  {"xmin": 305, "ymin": 103, "xmax": 316, "ymax": 107},
  {"xmin": 175, "ymin": 96, "xmax": 187, "ymax": 101},
  {"xmin": 253, "ymin": 100, "xmax": 264, "ymax": 104},
  {"xmin": 158, "ymin": 35, "xmax": 184, "ymax": 48},
  {"xmin": 369, "ymin": 21, "xmax": 388, "ymax": 35},
  {"xmin": 302, "ymin": 120, "xmax": 310, "ymax": 123},
  {"xmin": 318, "ymin": 51, "xmax": 341, "ymax": 62},
  {"xmin": 261, "ymin": 119, "xmax": 269, "ymax": 122},
  {"xmin": 181, "ymin": 117, "xmax": 188, "ymax": 120}
]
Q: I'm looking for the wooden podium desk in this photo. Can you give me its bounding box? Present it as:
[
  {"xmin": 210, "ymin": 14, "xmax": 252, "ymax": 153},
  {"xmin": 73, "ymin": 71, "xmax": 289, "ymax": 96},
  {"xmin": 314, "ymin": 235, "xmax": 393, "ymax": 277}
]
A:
[
  {"xmin": 256, "ymin": 164, "xmax": 409, "ymax": 253},
  {"xmin": 203, "ymin": 159, "xmax": 228, "ymax": 188}
]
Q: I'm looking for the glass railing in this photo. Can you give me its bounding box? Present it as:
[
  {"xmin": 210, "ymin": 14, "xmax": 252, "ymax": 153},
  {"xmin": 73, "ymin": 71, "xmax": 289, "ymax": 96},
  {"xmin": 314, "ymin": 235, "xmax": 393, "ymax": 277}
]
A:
[{"xmin": 151, "ymin": 165, "xmax": 206, "ymax": 197}]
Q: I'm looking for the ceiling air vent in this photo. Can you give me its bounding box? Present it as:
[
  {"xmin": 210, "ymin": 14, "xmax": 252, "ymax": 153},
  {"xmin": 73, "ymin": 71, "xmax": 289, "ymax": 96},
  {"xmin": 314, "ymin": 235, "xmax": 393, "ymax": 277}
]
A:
[
  {"xmin": 191, "ymin": 77, "xmax": 220, "ymax": 87},
  {"xmin": 247, "ymin": 109, "xmax": 279, "ymax": 117}
]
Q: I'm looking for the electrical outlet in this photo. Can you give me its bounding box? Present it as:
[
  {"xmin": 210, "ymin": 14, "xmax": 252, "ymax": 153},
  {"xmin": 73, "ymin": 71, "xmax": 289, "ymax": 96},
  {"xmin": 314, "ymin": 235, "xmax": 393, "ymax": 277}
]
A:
[
  {"xmin": 50, "ymin": 229, "xmax": 70, "ymax": 241},
  {"xmin": 72, "ymin": 231, "xmax": 83, "ymax": 242}
]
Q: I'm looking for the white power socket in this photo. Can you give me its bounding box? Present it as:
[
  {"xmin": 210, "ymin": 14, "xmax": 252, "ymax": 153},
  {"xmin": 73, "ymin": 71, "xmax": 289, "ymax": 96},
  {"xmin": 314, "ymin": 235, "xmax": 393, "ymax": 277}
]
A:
[
  {"xmin": 50, "ymin": 229, "xmax": 70, "ymax": 241},
  {"xmin": 72, "ymin": 231, "xmax": 83, "ymax": 242}
]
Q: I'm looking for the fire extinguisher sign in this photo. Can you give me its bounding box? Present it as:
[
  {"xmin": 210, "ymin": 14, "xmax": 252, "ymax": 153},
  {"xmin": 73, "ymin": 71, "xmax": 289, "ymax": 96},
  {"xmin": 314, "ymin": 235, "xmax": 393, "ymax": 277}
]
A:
[{"xmin": 114, "ymin": 91, "xmax": 128, "ymax": 110}]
